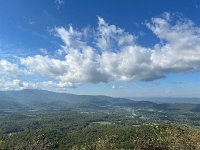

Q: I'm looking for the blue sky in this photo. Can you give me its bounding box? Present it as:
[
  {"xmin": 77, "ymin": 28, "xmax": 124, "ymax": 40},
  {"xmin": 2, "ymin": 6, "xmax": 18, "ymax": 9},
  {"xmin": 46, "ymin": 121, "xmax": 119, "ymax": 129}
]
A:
[{"xmin": 0, "ymin": 0, "xmax": 200, "ymax": 97}]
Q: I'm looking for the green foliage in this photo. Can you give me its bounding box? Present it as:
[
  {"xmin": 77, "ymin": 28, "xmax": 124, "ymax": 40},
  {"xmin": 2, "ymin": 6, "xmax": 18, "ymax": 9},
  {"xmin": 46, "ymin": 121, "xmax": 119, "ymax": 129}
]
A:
[
  {"xmin": 0, "ymin": 102, "xmax": 200, "ymax": 149},
  {"xmin": 74, "ymin": 124, "xmax": 200, "ymax": 150},
  {"xmin": 1, "ymin": 113, "xmax": 200, "ymax": 149}
]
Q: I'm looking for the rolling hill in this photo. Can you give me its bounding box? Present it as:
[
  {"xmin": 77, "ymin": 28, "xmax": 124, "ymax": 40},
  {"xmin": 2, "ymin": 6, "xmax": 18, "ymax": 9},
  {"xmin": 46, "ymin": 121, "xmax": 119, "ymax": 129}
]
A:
[{"xmin": 0, "ymin": 89, "xmax": 200, "ymax": 113}]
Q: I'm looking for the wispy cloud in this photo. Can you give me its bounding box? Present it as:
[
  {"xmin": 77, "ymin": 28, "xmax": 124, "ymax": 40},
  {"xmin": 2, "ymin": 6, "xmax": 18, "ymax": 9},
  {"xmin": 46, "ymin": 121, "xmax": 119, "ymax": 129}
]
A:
[
  {"xmin": 39, "ymin": 48, "xmax": 48, "ymax": 55},
  {"xmin": 55, "ymin": 0, "xmax": 64, "ymax": 5},
  {"xmin": 112, "ymin": 85, "xmax": 124, "ymax": 89},
  {"xmin": 54, "ymin": 0, "xmax": 64, "ymax": 9},
  {"xmin": 28, "ymin": 19, "xmax": 35, "ymax": 25}
]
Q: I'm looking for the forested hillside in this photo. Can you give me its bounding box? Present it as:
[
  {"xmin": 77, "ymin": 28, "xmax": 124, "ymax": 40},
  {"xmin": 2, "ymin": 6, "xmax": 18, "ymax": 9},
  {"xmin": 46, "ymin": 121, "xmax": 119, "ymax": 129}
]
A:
[{"xmin": 0, "ymin": 90, "xmax": 200, "ymax": 150}]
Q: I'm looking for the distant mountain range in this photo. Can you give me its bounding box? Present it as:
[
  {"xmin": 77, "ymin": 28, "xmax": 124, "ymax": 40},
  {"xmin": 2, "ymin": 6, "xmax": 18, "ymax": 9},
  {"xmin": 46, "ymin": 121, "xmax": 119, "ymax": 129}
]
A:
[
  {"xmin": 128, "ymin": 97, "xmax": 200, "ymax": 104},
  {"xmin": 0, "ymin": 89, "xmax": 138, "ymax": 109},
  {"xmin": 0, "ymin": 89, "xmax": 200, "ymax": 112}
]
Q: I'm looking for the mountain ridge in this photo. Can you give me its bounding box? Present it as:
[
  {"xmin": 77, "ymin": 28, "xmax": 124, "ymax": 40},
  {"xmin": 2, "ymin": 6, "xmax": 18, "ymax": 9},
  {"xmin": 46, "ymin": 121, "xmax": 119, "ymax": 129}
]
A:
[
  {"xmin": 0, "ymin": 89, "xmax": 200, "ymax": 112},
  {"xmin": 0, "ymin": 89, "xmax": 138, "ymax": 109}
]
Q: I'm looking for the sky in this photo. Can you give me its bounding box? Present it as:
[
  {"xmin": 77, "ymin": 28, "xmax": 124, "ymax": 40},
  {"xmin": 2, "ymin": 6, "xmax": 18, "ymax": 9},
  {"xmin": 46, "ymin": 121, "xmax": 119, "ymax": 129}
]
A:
[{"xmin": 0, "ymin": 0, "xmax": 200, "ymax": 97}]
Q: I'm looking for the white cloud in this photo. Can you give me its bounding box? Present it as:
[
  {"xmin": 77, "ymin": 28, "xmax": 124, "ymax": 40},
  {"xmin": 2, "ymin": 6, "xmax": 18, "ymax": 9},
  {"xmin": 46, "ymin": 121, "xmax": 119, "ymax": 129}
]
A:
[
  {"xmin": 0, "ymin": 60, "xmax": 20, "ymax": 76},
  {"xmin": 55, "ymin": 0, "xmax": 64, "ymax": 5},
  {"xmin": 39, "ymin": 48, "xmax": 48, "ymax": 55},
  {"xmin": 0, "ymin": 79, "xmax": 21, "ymax": 90},
  {"xmin": 112, "ymin": 85, "xmax": 124, "ymax": 89},
  {"xmin": 54, "ymin": 0, "xmax": 64, "ymax": 9},
  {"xmin": 148, "ymin": 13, "xmax": 200, "ymax": 73},
  {"xmin": 2, "ymin": 13, "xmax": 200, "ymax": 91},
  {"xmin": 21, "ymin": 55, "xmax": 67, "ymax": 77},
  {"xmin": 20, "ymin": 80, "xmax": 75, "ymax": 90},
  {"xmin": 96, "ymin": 16, "xmax": 135, "ymax": 52},
  {"xmin": 19, "ymin": 14, "xmax": 200, "ymax": 90},
  {"xmin": 0, "ymin": 60, "xmax": 21, "ymax": 90}
]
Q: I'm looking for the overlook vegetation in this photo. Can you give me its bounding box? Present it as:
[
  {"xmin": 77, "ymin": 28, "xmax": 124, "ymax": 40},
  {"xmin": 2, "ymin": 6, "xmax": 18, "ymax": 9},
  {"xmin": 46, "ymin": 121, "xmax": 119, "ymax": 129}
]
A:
[{"xmin": 0, "ymin": 90, "xmax": 200, "ymax": 149}]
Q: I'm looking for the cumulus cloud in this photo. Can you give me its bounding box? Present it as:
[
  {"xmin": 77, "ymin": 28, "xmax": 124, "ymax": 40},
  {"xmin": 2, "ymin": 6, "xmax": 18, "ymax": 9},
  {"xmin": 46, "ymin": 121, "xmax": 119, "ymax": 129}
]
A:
[
  {"xmin": 96, "ymin": 16, "xmax": 135, "ymax": 52},
  {"xmin": 3, "ymin": 13, "xmax": 200, "ymax": 90},
  {"xmin": 0, "ymin": 79, "xmax": 21, "ymax": 90},
  {"xmin": 148, "ymin": 13, "xmax": 200, "ymax": 73},
  {"xmin": 0, "ymin": 60, "xmax": 20, "ymax": 76},
  {"xmin": 0, "ymin": 60, "xmax": 21, "ymax": 90},
  {"xmin": 19, "ymin": 13, "xmax": 200, "ymax": 90},
  {"xmin": 21, "ymin": 55, "xmax": 67, "ymax": 77}
]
